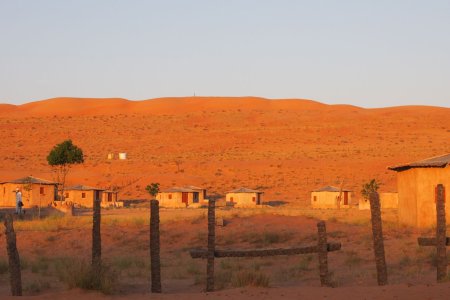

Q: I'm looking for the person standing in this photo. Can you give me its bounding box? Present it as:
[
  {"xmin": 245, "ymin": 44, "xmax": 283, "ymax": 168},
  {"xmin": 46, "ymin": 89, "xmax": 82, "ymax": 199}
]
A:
[{"xmin": 15, "ymin": 187, "xmax": 23, "ymax": 215}]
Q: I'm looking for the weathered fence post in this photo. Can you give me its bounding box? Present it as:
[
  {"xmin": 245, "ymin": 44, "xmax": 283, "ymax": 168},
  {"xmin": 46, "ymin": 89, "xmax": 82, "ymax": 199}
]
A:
[
  {"xmin": 150, "ymin": 199, "xmax": 162, "ymax": 293},
  {"xmin": 92, "ymin": 193, "xmax": 102, "ymax": 277},
  {"xmin": 4, "ymin": 214, "xmax": 22, "ymax": 296},
  {"xmin": 435, "ymin": 184, "xmax": 447, "ymax": 282},
  {"xmin": 206, "ymin": 199, "xmax": 216, "ymax": 292},
  {"xmin": 369, "ymin": 191, "xmax": 388, "ymax": 285},
  {"xmin": 317, "ymin": 221, "xmax": 330, "ymax": 286}
]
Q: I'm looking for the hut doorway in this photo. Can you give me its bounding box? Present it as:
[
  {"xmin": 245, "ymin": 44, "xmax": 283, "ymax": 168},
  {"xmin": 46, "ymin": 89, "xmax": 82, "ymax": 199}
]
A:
[
  {"xmin": 182, "ymin": 192, "xmax": 189, "ymax": 205},
  {"xmin": 344, "ymin": 192, "xmax": 349, "ymax": 205},
  {"xmin": 256, "ymin": 194, "xmax": 261, "ymax": 205},
  {"xmin": 193, "ymin": 192, "xmax": 199, "ymax": 203}
]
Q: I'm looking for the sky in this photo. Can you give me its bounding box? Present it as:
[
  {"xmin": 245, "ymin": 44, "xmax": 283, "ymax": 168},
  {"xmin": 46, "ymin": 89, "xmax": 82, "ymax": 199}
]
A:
[{"xmin": 0, "ymin": 0, "xmax": 449, "ymax": 108}]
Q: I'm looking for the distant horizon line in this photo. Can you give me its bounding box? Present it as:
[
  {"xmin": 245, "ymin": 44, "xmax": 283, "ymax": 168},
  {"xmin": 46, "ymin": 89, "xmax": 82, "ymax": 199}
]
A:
[{"xmin": 1, "ymin": 95, "xmax": 449, "ymax": 110}]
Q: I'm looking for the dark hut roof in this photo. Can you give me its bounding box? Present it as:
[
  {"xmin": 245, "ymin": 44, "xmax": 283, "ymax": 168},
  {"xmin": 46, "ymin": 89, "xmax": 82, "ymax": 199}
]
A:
[
  {"xmin": 227, "ymin": 187, "xmax": 263, "ymax": 194},
  {"xmin": 388, "ymin": 153, "xmax": 450, "ymax": 172},
  {"xmin": 313, "ymin": 186, "xmax": 352, "ymax": 192},
  {"xmin": 66, "ymin": 185, "xmax": 104, "ymax": 191},
  {"xmin": 0, "ymin": 176, "xmax": 57, "ymax": 185}
]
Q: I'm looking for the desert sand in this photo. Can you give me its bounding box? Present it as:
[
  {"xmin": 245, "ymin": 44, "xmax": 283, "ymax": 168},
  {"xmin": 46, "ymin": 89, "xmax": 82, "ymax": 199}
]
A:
[
  {"xmin": 0, "ymin": 96, "xmax": 449, "ymax": 202},
  {"xmin": 1, "ymin": 97, "xmax": 450, "ymax": 299}
]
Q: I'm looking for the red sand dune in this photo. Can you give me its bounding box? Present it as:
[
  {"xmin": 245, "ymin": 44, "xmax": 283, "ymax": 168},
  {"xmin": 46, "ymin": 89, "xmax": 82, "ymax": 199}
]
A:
[{"xmin": 0, "ymin": 96, "xmax": 449, "ymax": 201}]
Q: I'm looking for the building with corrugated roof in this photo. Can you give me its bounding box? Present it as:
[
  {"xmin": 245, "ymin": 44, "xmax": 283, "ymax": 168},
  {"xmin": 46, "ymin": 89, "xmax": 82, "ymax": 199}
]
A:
[
  {"xmin": 226, "ymin": 187, "xmax": 263, "ymax": 208},
  {"xmin": 157, "ymin": 186, "xmax": 207, "ymax": 208},
  {"xmin": 311, "ymin": 186, "xmax": 352, "ymax": 209},
  {"xmin": 389, "ymin": 153, "xmax": 450, "ymax": 227},
  {"xmin": 0, "ymin": 176, "xmax": 57, "ymax": 208}
]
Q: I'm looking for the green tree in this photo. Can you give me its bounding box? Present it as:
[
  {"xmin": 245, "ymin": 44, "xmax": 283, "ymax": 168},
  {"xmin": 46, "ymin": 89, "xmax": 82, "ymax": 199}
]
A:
[
  {"xmin": 47, "ymin": 139, "xmax": 84, "ymax": 200},
  {"xmin": 361, "ymin": 179, "xmax": 380, "ymax": 200},
  {"xmin": 145, "ymin": 183, "xmax": 160, "ymax": 199}
]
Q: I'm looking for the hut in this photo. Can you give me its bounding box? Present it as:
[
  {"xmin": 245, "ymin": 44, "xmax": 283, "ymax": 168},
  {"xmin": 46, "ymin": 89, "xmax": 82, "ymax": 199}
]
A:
[
  {"xmin": 226, "ymin": 188, "xmax": 263, "ymax": 208},
  {"xmin": 389, "ymin": 153, "xmax": 450, "ymax": 228},
  {"xmin": 0, "ymin": 176, "xmax": 57, "ymax": 208},
  {"xmin": 64, "ymin": 185, "xmax": 104, "ymax": 208},
  {"xmin": 157, "ymin": 186, "xmax": 207, "ymax": 208},
  {"xmin": 358, "ymin": 192, "xmax": 399, "ymax": 210},
  {"xmin": 311, "ymin": 186, "xmax": 352, "ymax": 209}
]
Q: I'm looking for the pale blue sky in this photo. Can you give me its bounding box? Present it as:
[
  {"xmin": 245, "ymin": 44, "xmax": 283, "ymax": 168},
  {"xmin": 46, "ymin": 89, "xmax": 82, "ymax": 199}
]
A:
[{"xmin": 1, "ymin": 0, "xmax": 449, "ymax": 107}]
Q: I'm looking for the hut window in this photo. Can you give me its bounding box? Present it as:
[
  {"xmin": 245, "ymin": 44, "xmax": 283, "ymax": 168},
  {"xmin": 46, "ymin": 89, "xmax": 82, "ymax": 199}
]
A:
[
  {"xmin": 65, "ymin": 192, "xmax": 69, "ymax": 198},
  {"xmin": 40, "ymin": 187, "xmax": 45, "ymax": 195},
  {"xmin": 108, "ymin": 193, "xmax": 112, "ymax": 202},
  {"xmin": 252, "ymin": 197, "xmax": 256, "ymax": 202},
  {"xmin": 230, "ymin": 197, "xmax": 234, "ymax": 202},
  {"xmin": 82, "ymin": 192, "xmax": 86, "ymax": 198},
  {"xmin": 314, "ymin": 196, "xmax": 317, "ymax": 202},
  {"xmin": 168, "ymin": 194, "xmax": 172, "ymax": 200}
]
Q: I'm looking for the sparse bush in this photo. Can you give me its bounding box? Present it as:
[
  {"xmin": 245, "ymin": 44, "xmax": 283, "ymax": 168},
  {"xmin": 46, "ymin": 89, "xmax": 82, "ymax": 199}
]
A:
[
  {"xmin": 231, "ymin": 270, "xmax": 270, "ymax": 287},
  {"xmin": 31, "ymin": 257, "xmax": 50, "ymax": 274},
  {"xmin": 24, "ymin": 279, "xmax": 51, "ymax": 294},
  {"xmin": 345, "ymin": 250, "xmax": 362, "ymax": 268},
  {"xmin": 54, "ymin": 257, "xmax": 118, "ymax": 294}
]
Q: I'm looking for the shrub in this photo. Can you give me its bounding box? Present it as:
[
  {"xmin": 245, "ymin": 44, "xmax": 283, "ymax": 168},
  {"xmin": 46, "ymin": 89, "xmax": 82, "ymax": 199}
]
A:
[
  {"xmin": 231, "ymin": 270, "xmax": 270, "ymax": 287},
  {"xmin": 54, "ymin": 257, "xmax": 118, "ymax": 294}
]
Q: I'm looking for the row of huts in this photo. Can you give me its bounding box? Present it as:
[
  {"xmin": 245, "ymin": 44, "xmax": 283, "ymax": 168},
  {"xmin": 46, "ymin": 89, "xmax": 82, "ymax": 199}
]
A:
[
  {"xmin": 156, "ymin": 186, "xmax": 263, "ymax": 208},
  {"xmin": 0, "ymin": 176, "xmax": 119, "ymax": 209},
  {"xmin": 0, "ymin": 153, "xmax": 448, "ymax": 228},
  {"xmin": 0, "ymin": 177, "xmax": 264, "ymax": 209}
]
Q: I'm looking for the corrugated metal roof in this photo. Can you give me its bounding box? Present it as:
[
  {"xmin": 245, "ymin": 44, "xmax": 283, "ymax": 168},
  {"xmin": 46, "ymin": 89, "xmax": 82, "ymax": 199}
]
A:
[
  {"xmin": 226, "ymin": 187, "xmax": 263, "ymax": 194},
  {"xmin": 313, "ymin": 186, "xmax": 352, "ymax": 192},
  {"xmin": 389, "ymin": 153, "xmax": 450, "ymax": 172},
  {"xmin": 66, "ymin": 185, "xmax": 104, "ymax": 191},
  {"xmin": 0, "ymin": 176, "xmax": 57, "ymax": 185}
]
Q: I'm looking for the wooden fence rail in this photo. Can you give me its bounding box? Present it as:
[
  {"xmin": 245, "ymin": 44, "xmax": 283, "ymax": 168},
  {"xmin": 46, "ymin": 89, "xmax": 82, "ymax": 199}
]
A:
[{"xmin": 190, "ymin": 243, "xmax": 341, "ymax": 258}]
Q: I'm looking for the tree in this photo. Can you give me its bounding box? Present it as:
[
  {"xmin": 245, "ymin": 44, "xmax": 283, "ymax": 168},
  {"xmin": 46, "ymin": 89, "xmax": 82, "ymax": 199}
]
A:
[
  {"xmin": 145, "ymin": 183, "xmax": 160, "ymax": 199},
  {"xmin": 361, "ymin": 179, "xmax": 380, "ymax": 200},
  {"xmin": 47, "ymin": 139, "xmax": 84, "ymax": 200}
]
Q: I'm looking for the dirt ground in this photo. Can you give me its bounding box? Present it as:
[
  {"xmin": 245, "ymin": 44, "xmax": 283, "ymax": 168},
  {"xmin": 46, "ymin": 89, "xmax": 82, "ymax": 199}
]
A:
[{"xmin": 0, "ymin": 207, "xmax": 448, "ymax": 299}]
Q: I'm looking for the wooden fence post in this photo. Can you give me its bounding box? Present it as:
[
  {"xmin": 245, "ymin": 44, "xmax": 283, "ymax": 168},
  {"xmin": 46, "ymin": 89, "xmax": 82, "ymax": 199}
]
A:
[
  {"xmin": 92, "ymin": 193, "xmax": 102, "ymax": 277},
  {"xmin": 436, "ymin": 184, "xmax": 447, "ymax": 282},
  {"xmin": 206, "ymin": 199, "xmax": 216, "ymax": 292},
  {"xmin": 4, "ymin": 214, "xmax": 22, "ymax": 296},
  {"xmin": 317, "ymin": 220, "xmax": 330, "ymax": 286},
  {"xmin": 369, "ymin": 191, "xmax": 388, "ymax": 285},
  {"xmin": 150, "ymin": 199, "xmax": 162, "ymax": 293}
]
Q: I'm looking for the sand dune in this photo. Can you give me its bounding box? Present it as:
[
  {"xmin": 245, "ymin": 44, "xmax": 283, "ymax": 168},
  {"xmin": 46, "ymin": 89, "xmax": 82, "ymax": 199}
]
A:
[
  {"xmin": 0, "ymin": 96, "xmax": 449, "ymax": 201},
  {"xmin": 1, "ymin": 96, "xmax": 354, "ymax": 116}
]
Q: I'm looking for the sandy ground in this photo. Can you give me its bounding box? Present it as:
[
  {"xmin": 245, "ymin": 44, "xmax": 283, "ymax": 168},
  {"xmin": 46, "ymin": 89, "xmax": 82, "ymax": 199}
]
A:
[
  {"xmin": 0, "ymin": 207, "xmax": 448, "ymax": 299},
  {"xmin": 3, "ymin": 284, "xmax": 450, "ymax": 300},
  {"xmin": 0, "ymin": 96, "xmax": 449, "ymax": 202}
]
